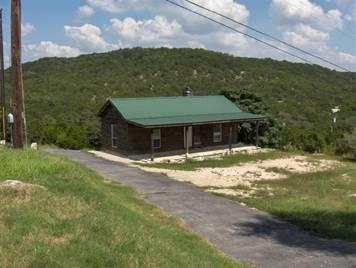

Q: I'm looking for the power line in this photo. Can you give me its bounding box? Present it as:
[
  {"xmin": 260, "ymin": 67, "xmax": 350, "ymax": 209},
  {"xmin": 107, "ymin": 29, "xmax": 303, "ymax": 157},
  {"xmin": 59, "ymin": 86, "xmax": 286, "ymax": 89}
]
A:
[
  {"xmin": 164, "ymin": 0, "xmax": 314, "ymax": 65},
  {"xmin": 182, "ymin": 0, "xmax": 350, "ymax": 72}
]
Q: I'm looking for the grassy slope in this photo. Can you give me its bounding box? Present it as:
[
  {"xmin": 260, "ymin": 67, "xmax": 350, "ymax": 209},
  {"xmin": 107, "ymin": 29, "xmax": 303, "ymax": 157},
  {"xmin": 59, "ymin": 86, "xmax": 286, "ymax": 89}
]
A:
[
  {"xmin": 140, "ymin": 151, "xmax": 356, "ymax": 241},
  {"xmin": 237, "ymin": 163, "xmax": 356, "ymax": 241},
  {"xmin": 0, "ymin": 149, "xmax": 247, "ymax": 267},
  {"xmin": 4, "ymin": 47, "xmax": 356, "ymax": 141}
]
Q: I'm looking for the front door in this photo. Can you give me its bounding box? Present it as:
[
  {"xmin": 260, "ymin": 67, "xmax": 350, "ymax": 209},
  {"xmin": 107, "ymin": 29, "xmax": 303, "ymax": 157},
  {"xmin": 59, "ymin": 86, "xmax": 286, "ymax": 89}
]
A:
[
  {"xmin": 193, "ymin": 126, "xmax": 201, "ymax": 147},
  {"xmin": 184, "ymin": 126, "xmax": 192, "ymax": 148}
]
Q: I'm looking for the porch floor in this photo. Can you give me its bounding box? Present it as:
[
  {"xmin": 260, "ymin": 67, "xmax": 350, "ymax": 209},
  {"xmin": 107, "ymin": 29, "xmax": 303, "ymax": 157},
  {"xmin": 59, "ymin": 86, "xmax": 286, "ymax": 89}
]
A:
[{"xmin": 129, "ymin": 143, "xmax": 268, "ymax": 163}]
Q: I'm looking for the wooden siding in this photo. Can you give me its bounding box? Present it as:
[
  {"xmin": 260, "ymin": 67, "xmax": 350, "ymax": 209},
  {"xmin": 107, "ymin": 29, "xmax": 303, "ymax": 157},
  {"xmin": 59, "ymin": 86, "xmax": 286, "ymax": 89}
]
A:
[
  {"xmin": 101, "ymin": 107, "xmax": 242, "ymax": 154},
  {"xmin": 126, "ymin": 125, "xmax": 185, "ymax": 154},
  {"xmin": 101, "ymin": 103, "xmax": 128, "ymax": 152}
]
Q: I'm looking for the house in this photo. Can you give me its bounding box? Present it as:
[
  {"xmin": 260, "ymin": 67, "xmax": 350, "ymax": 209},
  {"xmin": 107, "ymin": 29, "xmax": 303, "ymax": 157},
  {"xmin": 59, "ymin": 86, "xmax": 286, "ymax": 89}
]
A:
[{"xmin": 98, "ymin": 94, "xmax": 264, "ymax": 159}]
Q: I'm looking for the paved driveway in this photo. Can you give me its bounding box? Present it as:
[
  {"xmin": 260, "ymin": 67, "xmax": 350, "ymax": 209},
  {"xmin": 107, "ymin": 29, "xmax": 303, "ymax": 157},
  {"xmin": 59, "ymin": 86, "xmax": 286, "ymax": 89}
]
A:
[{"xmin": 50, "ymin": 149, "xmax": 356, "ymax": 268}]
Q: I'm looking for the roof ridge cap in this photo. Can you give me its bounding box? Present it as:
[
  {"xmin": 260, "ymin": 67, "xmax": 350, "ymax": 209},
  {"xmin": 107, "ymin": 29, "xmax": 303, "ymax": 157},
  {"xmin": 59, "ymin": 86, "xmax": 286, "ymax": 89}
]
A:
[{"xmin": 111, "ymin": 95, "xmax": 224, "ymax": 101}]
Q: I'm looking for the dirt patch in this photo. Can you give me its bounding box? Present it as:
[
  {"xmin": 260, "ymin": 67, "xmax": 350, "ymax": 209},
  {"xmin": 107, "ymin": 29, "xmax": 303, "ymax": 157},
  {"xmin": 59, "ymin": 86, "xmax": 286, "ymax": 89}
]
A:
[
  {"xmin": 0, "ymin": 180, "xmax": 45, "ymax": 204},
  {"xmin": 139, "ymin": 156, "xmax": 341, "ymax": 198},
  {"xmin": 141, "ymin": 156, "xmax": 340, "ymax": 188}
]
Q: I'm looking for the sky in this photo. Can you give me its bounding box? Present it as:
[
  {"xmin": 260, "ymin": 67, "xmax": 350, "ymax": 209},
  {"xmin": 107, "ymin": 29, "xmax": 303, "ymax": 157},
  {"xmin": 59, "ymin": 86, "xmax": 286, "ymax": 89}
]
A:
[{"xmin": 1, "ymin": 0, "xmax": 356, "ymax": 71}]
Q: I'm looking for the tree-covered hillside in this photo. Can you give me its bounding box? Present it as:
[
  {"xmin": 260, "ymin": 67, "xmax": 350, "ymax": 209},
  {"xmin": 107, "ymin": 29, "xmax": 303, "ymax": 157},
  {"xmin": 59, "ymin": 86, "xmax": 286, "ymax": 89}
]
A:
[{"xmin": 4, "ymin": 47, "xmax": 356, "ymax": 148}]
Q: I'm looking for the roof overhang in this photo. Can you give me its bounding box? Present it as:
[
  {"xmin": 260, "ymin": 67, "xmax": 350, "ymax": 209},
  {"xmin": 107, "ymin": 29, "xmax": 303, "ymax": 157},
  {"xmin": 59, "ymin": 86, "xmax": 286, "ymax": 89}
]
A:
[{"xmin": 127, "ymin": 113, "xmax": 266, "ymax": 128}]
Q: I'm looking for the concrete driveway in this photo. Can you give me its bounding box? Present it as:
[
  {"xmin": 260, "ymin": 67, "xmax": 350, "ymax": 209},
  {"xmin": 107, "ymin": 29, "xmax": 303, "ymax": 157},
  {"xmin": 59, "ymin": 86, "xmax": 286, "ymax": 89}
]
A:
[{"xmin": 49, "ymin": 149, "xmax": 356, "ymax": 268}]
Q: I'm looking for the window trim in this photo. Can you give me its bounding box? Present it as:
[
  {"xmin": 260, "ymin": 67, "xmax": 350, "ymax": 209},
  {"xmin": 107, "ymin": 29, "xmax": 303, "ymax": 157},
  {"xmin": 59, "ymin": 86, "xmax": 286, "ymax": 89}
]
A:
[
  {"xmin": 152, "ymin": 128, "xmax": 161, "ymax": 149},
  {"xmin": 213, "ymin": 124, "xmax": 222, "ymax": 143},
  {"xmin": 111, "ymin": 123, "xmax": 118, "ymax": 148}
]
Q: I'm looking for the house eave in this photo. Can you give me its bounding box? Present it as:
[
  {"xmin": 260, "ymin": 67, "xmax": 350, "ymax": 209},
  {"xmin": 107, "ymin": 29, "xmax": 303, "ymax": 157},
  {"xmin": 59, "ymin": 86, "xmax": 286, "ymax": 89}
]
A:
[{"xmin": 127, "ymin": 117, "xmax": 266, "ymax": 129}]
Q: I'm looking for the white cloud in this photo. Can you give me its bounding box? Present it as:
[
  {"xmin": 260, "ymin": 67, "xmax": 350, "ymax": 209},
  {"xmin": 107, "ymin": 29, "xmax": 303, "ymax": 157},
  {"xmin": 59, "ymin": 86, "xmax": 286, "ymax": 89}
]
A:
[
  {"xmin": 14, "ymin": 0, "xmax": 355, "ymax": 71},
  {"xmin": 87, "ymin": 0, "xmax": 249, "ymax": 34},
  {"xmin": 344, "ymin": 5, "xmax": 356, "ymax": 22},
  {"xmin": 111, "ymin": 16, "xmax": 181, "ymax": 45},
  {"xmin": 64, "ymin": 24, "xmax": 118, "ymax": 51},
  {"xmin": 21, "ymin": 23, "xmax": 35, "ymax": 37},
  {"xmin": 279, "ymin": 23, "xmax": 356, "ymax": 70},
  {"xmin": 110, "ymin": 14, "xmax": 250, "ymax": 54},
  {"xmin": 77, "ymin": 5, "xmax": 95, "ymax": 17},
  {"xmin": 25, "ymin": 41, "xmax": 80, "ymax": 58},
  {"xmin": 154, "ymin": 0, "xmax": 249, "ymax": 35},
  {"xmin": 4, "ymin": 55, "xmax": 10, "ymax": 69},
  {"xmin": 334, "ymin": 51, "xmax": 356, "ymax": 65},
  {"xmin": 270, "ymin": 0, "xmax": 343, "ymax": 30},
  {"xmin": 283, "ymin": 24, "xmax": 329, "ymax": 51},
  {"xmin": 86, "ymin": 0, "xmax": 134, "ymax": 13},
  {"xmin": 186, "ymin": 40, "xmax": 206, "ymax": 49}
]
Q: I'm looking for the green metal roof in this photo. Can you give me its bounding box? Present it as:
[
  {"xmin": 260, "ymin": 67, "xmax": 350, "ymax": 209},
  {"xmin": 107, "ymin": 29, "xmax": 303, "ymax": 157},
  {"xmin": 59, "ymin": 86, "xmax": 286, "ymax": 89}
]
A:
[{"xmin": 103, "ymin": 95, "xmax": 264, "ymax": 127}]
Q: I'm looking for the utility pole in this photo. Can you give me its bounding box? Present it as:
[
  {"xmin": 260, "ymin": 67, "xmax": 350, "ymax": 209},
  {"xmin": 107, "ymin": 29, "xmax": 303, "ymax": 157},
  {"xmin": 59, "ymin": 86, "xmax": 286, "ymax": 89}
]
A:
[
  {"xmin": 0, "ymin": 9, "xmax": 6, "ymax": 141},
  {"xmin": 11, "ymin": 0, "xmax": 23, "ymax": 148}
]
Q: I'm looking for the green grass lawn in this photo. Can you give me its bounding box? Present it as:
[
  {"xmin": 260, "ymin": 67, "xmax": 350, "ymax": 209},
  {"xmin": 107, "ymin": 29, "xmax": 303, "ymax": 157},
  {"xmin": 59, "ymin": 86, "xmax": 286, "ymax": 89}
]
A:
[
  {"xmin": 234, "ymin": 164, "xmax": 356, "ymax": 242},
  {"xmin": 0, "ymin": 149, "xmax": 247, "ymax": 268},
  {"xmin": 139, "ymin": 150, "xmax": 290, "ymax": 171}
]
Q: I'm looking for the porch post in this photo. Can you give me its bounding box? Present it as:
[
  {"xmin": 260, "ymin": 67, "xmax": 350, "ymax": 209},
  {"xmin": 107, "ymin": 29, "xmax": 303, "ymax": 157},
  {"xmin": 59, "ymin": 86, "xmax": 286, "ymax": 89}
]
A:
[
  {"xmin": 185, "ymin": 126, "xmax": 189, "ymax": 158},
  {"xmin": 255, "ymin": 120, "xmax": 260, "ymax": 147},
  {"xmin": 236, "ymin": 122, "xmax": 239, "ymax": 144},
  {"xmin": 229, "ymin": 124, "xmax": 233, "ymax": 153},
  {"xmin": 150, "ymin": 129, "xmax": 154, "ymax": 161}
]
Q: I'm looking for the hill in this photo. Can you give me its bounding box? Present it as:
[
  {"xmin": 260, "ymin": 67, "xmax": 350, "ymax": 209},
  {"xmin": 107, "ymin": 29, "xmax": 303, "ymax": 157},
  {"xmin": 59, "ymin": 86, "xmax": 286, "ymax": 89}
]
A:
[
  {"xmin": 3, "ymin": 47, "xmax": 356, "ymax": 148},
  {"xmin": 0, "ymin": 149, "xmax": 245, "ymax": 267}
]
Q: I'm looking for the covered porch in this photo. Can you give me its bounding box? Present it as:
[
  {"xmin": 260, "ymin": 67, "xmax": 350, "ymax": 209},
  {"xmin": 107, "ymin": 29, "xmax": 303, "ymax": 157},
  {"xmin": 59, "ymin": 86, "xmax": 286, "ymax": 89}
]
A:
[
  {"xmin": 129, "ymin": 143, "xmax": 265, "ymax": 162},
  {"xmin": 141, "ymin": 119, "xmax": 263, "ymax": 161}
]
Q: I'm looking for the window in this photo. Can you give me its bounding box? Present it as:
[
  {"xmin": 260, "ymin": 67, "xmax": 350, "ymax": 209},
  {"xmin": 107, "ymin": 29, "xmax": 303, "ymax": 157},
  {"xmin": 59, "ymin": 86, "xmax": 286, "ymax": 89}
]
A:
[
  {"xmin": 111, "ymin": 123, "xmax": 118, "ymax": 148},
  {"xmin": 213, "ymin": 124, "xmax": 222, "ymax": 143},
  {"xmin": 152, "ymin": 128, "xmax": 161, "ymax": 149}
]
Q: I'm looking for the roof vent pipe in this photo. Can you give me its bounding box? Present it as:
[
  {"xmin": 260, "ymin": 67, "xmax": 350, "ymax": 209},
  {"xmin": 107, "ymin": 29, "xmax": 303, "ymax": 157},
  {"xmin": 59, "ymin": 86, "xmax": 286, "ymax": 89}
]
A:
[{"xmin": 182, "ymin": 87, "xmax": 192, "ymax": 96}]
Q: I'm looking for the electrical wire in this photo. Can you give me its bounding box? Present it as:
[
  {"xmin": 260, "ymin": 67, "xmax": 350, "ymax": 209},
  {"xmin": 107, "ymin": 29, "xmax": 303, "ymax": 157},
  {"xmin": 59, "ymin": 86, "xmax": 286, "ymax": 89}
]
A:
[
  {"xmin": 181, "ymin": 0, "xmax": 350, "ymax": 72},
  {"xmin": 164, "ymin": 0, "xmax": 315, "ymax": 65}
]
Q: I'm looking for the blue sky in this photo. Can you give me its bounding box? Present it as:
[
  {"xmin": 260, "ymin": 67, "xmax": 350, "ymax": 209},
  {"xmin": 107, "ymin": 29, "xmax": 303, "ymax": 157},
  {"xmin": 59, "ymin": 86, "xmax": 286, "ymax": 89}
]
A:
[{"xmin": 1, "ymin": 0, "xmax": 355, "ymax": 71}]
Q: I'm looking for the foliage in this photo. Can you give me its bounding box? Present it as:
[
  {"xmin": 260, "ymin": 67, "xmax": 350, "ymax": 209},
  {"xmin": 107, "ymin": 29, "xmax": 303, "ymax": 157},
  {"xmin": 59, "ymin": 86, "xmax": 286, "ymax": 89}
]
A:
[
  {"xmin": 220, "ymin": 89, "xmax": 282, "ymax": 147},
  {"xmin": 280, "ymin": 128, "xmax": 326, "ymax": 153},
  {"xmin": 0, "ymin": 149, "xmax": 245, "ymax": 267},
  {"xmin": 3, "ymin": 47, "xmax": 356, "ymax": 150},
  {"xmin": 335, "ymin": 128, "xmax": 356, "ymax": 160},
  {"xmin": 41, "ymin": 117, "xmax": 89, "ymax": 149}
]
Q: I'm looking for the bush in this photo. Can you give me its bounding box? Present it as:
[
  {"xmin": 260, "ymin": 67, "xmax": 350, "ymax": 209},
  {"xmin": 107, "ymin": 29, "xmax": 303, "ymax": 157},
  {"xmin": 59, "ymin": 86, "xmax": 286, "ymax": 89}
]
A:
[
  {"xmin": 40, "ymin": 120, "xmax": 90, "ymax": 149},
  {"xmin": 220, "ymin": 89, "xmax": 282, "ymax": 148},
  {"xmin": 335, "ymin": 128, "xmax": 356, "ymax": 160},
  {"xmin": 281, "ymin": 128, "xmax": 326, "ymax": 153}
]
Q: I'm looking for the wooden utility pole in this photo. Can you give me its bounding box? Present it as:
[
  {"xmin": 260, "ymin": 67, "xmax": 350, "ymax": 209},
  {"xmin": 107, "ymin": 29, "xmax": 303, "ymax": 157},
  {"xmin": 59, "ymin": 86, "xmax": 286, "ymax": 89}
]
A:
[
  {"xmin": 11, "ymin": 0, "xmax": 23, "ymax": 148},
  {"xmin": 0, "ymin": 9, "xmax": 6, "ymax": 141}
]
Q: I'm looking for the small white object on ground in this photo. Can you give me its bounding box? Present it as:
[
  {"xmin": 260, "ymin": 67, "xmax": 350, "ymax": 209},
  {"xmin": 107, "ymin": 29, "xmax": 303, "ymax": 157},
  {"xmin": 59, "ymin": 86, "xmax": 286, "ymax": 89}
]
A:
[
  {"xmin": 0, "ymin": 140, "xmax": 5, "ymax": 145},
  {"xmin": 0, "ymin": 180, "xmax": 24, "ymax": 186},
  {"xmin": 30, "ymin": 142, "xmax": 38, "ymax": 150},
  {"xmin": 0, "ymin": 180, "xmax": 45, "ymax": 190}
]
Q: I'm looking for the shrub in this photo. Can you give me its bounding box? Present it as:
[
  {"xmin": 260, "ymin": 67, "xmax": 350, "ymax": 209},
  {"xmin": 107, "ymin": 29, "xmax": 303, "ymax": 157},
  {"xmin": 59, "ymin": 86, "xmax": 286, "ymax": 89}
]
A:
[
  {"xmin": 335, "ymin": 128, "xmax": 356, "ymax": 160},
  {"xmin": 40, "ymin": 120, "xmax": 90, "ymax": 149},
  {"xmin": 281, "ymin": 128, "xmax": 326, "ymax": 153}
]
